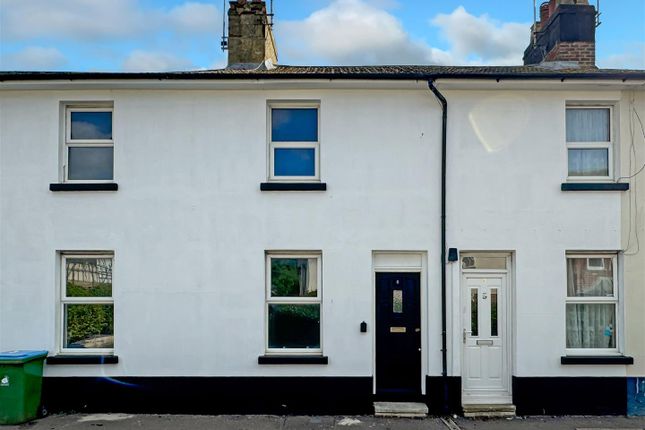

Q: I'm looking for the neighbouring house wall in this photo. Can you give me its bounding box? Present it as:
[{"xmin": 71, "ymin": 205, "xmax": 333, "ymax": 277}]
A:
[
  {"xmin": 620, "ymin": 89, "xmax": 645, "ymax": 415},
  {"xmin": 622, "ymin": 90, "xmax": 645, "ymax": 374},
  {"xmin": 0, "ymin": 87, "xmax": 443, "ymax": 378}
]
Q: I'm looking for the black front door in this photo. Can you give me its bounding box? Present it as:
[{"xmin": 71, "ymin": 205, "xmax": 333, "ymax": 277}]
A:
[{"xmin": 375, "ymin": 272, "xmax": 421, "ymax": 396}]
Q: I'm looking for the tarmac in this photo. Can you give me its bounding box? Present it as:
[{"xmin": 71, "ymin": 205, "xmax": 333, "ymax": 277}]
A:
[{"xmin": 5, "ymin": 414, "xmax": 645, "ymax": 430}]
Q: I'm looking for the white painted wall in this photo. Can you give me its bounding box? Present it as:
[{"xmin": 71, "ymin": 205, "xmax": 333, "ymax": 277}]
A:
[
  {"xmin": 0, "ymin": 87, "xmax": 442, "ymax": 377},
  {"xmin": 0, "ymin": 83, "xmax": 631, "ymax": 381},
  {"xmin": 445, "ymin": 89, "xmax": 626, "ymax": 377}
]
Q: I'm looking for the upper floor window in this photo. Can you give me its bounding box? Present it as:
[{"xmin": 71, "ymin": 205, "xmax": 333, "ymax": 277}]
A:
[
  {"xmin": 565, "ymin": 253, "xmax": 619, "ymax": 354},
  {"xmin": 65, "ymin": 106, "xmax": 114, "ymax": 182},
  {"xmin": 269, "ymin": 104, "xmax": 319, "ymax": 181},
  {"xmin": 566, "ymin": 106, "xmax": 612, "ymax": 180}
]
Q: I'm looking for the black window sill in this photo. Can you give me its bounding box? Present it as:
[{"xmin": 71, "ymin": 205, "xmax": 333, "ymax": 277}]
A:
[
  {"xmin": 561, "ymin": 356, "xmax": 633, "ymax": 365},
  {"xmin": 258, "ymin": 355, "xmax": 328, "ymax": 365},
  {"xmin": 46, "ymin": 355, "xmax": 119, "ymax": 365},
  {"xmin": 561, "ymin": 183, "xmax": 629, "ymax": 191},
  {"xmin": 50, "ymin": 183, "xmax": 118, "ymax": 192},
  {"xmin": 260, "ymin": 183, "xmax": 327, "ymax": 191}
]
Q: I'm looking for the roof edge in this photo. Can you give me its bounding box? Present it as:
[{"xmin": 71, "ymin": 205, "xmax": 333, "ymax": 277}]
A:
[{"xmin": 1, "ymin": 71, "xmax": 644, "ymax": 82}]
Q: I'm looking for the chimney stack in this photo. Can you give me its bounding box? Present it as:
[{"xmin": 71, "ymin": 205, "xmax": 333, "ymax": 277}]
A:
[
  {"xmin": 524, "ymin": 0, "xmax": 597, "ymax": 67},
  {"xmin": 226, "ymin": 0, "xmax": 278, "ymax": 69}
]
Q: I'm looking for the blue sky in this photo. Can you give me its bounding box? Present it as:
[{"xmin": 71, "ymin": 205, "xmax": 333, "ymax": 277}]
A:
[{"xmin": 1, "ymin": 0, "xmax": 643, "ymax": 71}]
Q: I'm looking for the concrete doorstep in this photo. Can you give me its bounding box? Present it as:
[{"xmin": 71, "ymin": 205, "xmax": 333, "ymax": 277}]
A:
[
  {"xmin": 373, "ymin": 402, "xmax": 429, "ymax": 418},
  {"xmin": 462, "ymin": 403, "xmax": 516, "ymax": 418}
]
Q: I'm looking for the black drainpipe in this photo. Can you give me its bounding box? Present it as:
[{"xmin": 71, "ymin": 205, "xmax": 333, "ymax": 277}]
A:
[{"xmin": 427, "ymin": 80, "xmax": 448, "ymax": 413}]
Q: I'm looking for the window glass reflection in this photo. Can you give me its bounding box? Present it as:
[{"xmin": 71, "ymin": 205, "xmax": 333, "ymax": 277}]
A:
[
  {"xmin": 271, "ymin": 258, "xmax": 318, "ymax": 297},
  {"xmin": 274, "ymin": 148, "xmax": 315, "ymax": 176},
  {"xmin": 64, "ymin": 304, "xmax": 114, "ymax": 349},
  {"xmin": 68, "ymin": 147, "xmax": 114, "ymax": 180},
  {"xmin": 393, "ymin": 290, "xmax": 403, "ymax": 313},
  {"xmin": 462, "ymin": 256, "xmax": 506, "ymax": 270},
  {"xmin": 491, "ymin": 289, "xmax": 498, "ymax": 337},
  {"xmin": 268, "ymin": 304, "xmax": 320, "ymax": 349},
  {"xmin": 471, "ymin": 289, "xmax": 478, "ymax": 336},
  {"xmin": 567, "ymin": 258, "xmax": 614, "ymax": 297},
  {"xmin": 71, "ymin": 111, "xmax": 112, "ymax": 140},
  {"xmin": 271, "ymin": 108, "xmax": 318, "ymax": 142}
]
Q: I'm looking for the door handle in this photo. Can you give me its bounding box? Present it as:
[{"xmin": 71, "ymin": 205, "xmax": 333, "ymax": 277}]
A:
[{"xmin": 462, "ymin": 328, "xmax": 472, "ymax": 344}]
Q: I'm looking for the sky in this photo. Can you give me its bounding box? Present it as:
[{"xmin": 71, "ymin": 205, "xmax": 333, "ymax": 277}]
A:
[{"xmin": 0, "ymin": 0, "xmax": 643, "ymax": 71}]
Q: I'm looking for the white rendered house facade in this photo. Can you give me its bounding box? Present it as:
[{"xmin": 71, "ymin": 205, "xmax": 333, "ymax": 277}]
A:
[
  {"xmin": 2, "ymin": 0, "xmax": 645, "ymax": 416},
  {"xmin": 1, "ymin": 72, "xmax": 644, "ymax": 415}
]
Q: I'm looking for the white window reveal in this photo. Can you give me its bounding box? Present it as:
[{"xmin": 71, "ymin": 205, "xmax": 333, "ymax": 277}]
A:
[
  {"xmin": 65, "ymin": 106, "xmax": 114, "ymax": 182},
  {"xmin": 60, "ymin": 253, "xmax": 114, "ymax": 353},
  {"xmin": 266, "ymin": 253, "xmax": 321, "ymax": 354},
  {"xmin": 565, "ymin": 253, "xmax": 618, "ymax": 354},
  {"xmin": 566, "ymin": 106, "xmax": 612, "ymax": 180},
  {"xmin": 269, "ymin": 104, "xmax": 320, "ymax": 181}
]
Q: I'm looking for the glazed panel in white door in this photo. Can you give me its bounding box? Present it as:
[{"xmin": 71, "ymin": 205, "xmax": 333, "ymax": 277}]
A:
[{"xmin": 462, "ymin": 275, "xmax": 510, "ymax": 404}]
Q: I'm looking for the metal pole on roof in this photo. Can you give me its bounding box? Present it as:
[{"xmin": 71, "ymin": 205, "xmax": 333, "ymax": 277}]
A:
[
  {"xmin": 533, "ymin": 0, "xmax": 537, "ymax": 45},
  {"xmin": 221, "ymin": 0, "xmax": 228, "ymax": 51}
]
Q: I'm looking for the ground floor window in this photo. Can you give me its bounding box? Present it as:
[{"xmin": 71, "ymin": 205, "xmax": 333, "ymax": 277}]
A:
[
  {"xmin": 565, "ymin": 253, "xmax": 618, "ymax": 353},
  {"xmin": 60, "ymin": 253, "xmax": 114, "ymax": 353},
  {"xmin": 266, "ymin": 252, "xmax": 321, "ymax": 353}
]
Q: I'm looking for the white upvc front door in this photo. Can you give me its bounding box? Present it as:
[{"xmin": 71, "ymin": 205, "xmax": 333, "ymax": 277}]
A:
[{"xmin": 462, "ymin": 273, "xmax": 512, "ymax": 405}]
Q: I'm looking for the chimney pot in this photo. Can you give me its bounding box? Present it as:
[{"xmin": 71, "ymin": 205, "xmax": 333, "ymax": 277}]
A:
[
  {"xmin": 548, "ymin": 0, "xmax": 557, "ymax": 17},
  {"xmin": 540, "ymin": 2, "xmax": 550, "ymax": 24}
]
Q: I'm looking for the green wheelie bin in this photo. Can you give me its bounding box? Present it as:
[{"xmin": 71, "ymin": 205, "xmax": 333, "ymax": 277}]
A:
[{"xmin": 0, "ymin": 350, "xmax": 48, "ymax": 425}]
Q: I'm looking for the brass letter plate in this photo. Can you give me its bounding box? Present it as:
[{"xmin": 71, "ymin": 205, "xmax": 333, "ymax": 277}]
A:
[{"xmin": 390, "ymin": 327, "xmax": 407, "ymax": 333}]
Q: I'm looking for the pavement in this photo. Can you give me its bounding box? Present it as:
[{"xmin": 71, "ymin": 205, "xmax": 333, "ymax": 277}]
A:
[{"xmin": 4, "ymin": 414, "xmax": 645, "ymax": 430}]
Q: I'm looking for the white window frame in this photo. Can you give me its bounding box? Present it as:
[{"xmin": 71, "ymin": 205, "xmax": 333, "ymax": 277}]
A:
[
  {"xmin": 565, "ymin": 105, "xmax": 613, "ymax": 182},
  {"xmin": 267, "ymin": 102, "xmax": 320, "ymax": 182},
  {"xmin": 59, "ymin": 252, "xmax": 114, "ymax": 355},
  {"xmin": 265, "ymin": 252, "xmax": 322, "ymax": 355},
  {"xmin": 64, "ymin": 105, "xmax": 114, "ymax": 183},
  {"xmin": 586, "ymin": 257, "xmax": 605, "ymax": 271},
  {"xmin": 565, "ymin": 253, "xmax": 620, "ymax": 356}
]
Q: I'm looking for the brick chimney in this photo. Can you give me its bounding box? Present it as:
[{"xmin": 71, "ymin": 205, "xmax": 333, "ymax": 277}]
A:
[
  {"xmin": 524, "ymin": 0, "xmax": 597, "ymax": 67},
  {"xmin": 226, "ymin": 0, "xmax": 278, "ymax": 69}
]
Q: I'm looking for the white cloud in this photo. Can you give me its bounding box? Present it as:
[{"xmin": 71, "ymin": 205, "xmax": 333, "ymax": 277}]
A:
[
  {"xmin": 167, "ymin": 2, "xmax": 221, "ymax": 34},
  {"xmin": 122, "ymin": 50, "xmax": 194, "ymax": 72},
  {"xmin": 598, "ymin": 44, "xmax": 645, "ymax": 70},
  {"xmin": 0, "ymin": 0, "xmax": 222, "ymax": 42},
  {"xmin": 0, "ymin": 0, "xmax": 223, "ymax": 71},
  {"xmin": 276, "ymin": 0, "xmax": 447, "ymax": 65},
  {"xmin": 0, "ymin": 0, "xmax": 149, "ymax": 41},
  {"xmin": 0, "ymin": 1, "xmax": 561, "ymax": 71},
  {"xmin": 431, "ymin": 6, "xmax": 530, "ymax": 65},
  {"xmin": 0, "ymin": 46, "xmax": 67, "ymax": 70},
  {"xmin": 72, "ymin": 122, "xmax": 112, "ymax": 139},
  {"xmin": 275, "ymin": 0, "xmax": 529, "ymax": 66}
]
